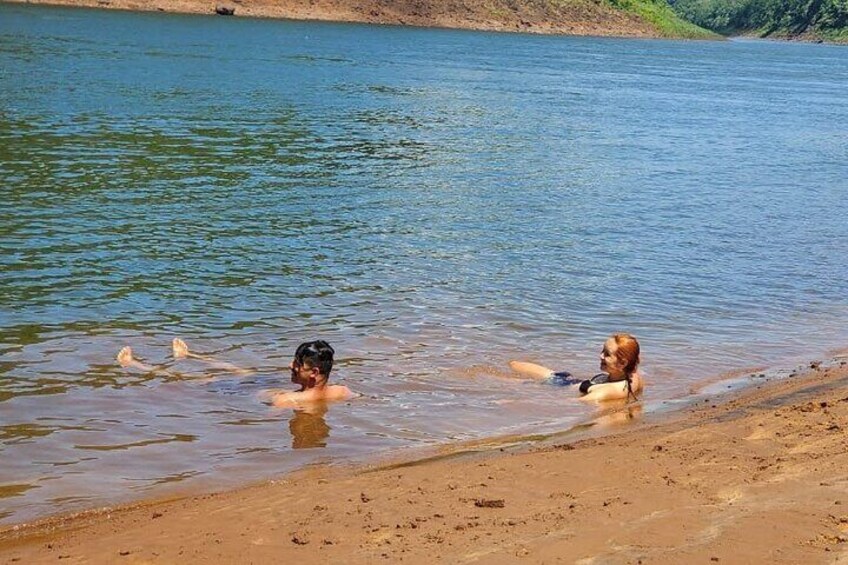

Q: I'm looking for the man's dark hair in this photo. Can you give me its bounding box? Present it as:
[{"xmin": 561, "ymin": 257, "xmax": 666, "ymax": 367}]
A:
[{"xmin": 294, "ymin": 340, "xmax": 335, "ymax": 377}]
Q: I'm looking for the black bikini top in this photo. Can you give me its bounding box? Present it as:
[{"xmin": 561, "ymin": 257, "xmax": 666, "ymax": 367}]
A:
[{"xmin": 579, "ymin": 373, "xmax": 611, "ymax": 394}]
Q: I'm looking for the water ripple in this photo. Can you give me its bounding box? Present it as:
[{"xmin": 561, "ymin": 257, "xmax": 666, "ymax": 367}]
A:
[{"xmin": 1, "ymin": 3, "xmax": 847, "ymax": 525}]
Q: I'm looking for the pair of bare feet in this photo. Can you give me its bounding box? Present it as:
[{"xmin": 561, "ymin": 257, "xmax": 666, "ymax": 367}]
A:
[
  {"xmin": 117, "ymin": 338, "xmax": 253, "ymax": 378},
  {"xmin": 117, "ymin": 338, "xmax": 190, "ymax": 370}
]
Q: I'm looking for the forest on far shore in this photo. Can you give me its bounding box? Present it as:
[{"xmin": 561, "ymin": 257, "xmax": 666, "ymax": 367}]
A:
[{"xmin": 670, "ymin": 0, "xmax": 848, "ymax": 40}]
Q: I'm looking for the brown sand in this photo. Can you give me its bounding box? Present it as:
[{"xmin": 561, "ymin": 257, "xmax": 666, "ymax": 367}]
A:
[
  {"xmin": 5, "ymin": 0, "xmax": 661, "ymax": 38},
  {"xmin": 2, "ymin": 357, "xmax": 848, "ymax": 563}
]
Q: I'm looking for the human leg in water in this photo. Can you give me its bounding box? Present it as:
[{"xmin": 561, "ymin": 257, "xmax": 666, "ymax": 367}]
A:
[
  {"xmin": 116, "ymin": 346, "xmax": 174, "ymax": 377},
  {"xmin": 172, "ymin": 338, "xmax": 253, "ymax": 377},
  {"xmin": 508, "ymin": 360, "xmax": 557, "ymax": 380}
]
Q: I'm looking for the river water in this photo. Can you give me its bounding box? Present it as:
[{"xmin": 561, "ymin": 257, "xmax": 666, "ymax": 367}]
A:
[{"xmin": 1, "ymin": 4, "xmax": 847, "ymax": 525}]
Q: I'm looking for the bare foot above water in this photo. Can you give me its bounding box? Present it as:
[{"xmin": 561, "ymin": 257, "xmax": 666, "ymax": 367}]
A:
[
  {"xmin": 117, "ymin": 346, "xmax": 134, "ymax": 367},
  {"xmin": 117, "ymin": 346, "xmax": 156, "ymax": 372},
  {"xmin": 172, "ymin": 337, "xmax": 189, "ymax": 359}
]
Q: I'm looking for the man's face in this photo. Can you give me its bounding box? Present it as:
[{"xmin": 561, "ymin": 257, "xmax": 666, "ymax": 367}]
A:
[{"xmin": 290, "ymin": 358, "xmax": 318, "ymax": 389}]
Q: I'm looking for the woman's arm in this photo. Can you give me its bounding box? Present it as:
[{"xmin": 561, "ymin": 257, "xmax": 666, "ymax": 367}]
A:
[
  {"xmin": 580, "ymin": 381, "xmax": 631, "ymax": 402},
  {"xmin": 581, "ymin": 375, "xmax": 643, "ymax": 402}
]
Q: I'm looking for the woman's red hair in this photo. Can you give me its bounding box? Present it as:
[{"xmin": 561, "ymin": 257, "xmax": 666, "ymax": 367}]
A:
[{"xmin": 612, "ymin": 333, "xmax": 640, "ymax": 376}]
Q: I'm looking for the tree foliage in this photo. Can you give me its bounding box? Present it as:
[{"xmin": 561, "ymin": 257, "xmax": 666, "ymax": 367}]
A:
[{"xmin": 670, "ymin": 0, "xmax": 848, "ymax": 37}]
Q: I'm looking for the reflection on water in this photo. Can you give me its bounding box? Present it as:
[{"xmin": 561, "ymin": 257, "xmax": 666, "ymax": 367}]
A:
[
  {"xmin": 74, "ymin": 433, "xmax": 196, "ymax": 451},
  {"xmin": 0, "ymin": 484, "xmax": 38, "ymax": 500},
  {"xmin": 593, "ymin": 401, "xmax": 644, "ymax": 429},
  {"xmin": 1, "ymin": 4, "xmax": 847, "ymax": 525},
  {"xmin": 290, "ymin": 404, "xmax": 331, "ymax": 449}
]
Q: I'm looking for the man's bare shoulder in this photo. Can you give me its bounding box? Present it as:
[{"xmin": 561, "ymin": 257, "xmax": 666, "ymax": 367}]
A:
[
  {"xmin": 270, "ymin": 385, "xmax": 353, "ymax": 407},
  {"xmin": 325, "ymin": 384, "xmax": 353, "ymax": 400},
  {"xmin": 269, "ymin": 390, "xmax": 310, "ymax": 407}
]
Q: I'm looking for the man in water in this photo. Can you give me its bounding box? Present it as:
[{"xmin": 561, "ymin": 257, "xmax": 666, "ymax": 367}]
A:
[
  {"xmin": 269, "ymin": 340, "xmax": 353, "ymax": 407},
  {"xmin": 118, "ymin": 338, "xmax": 353, "ymax": 407}
]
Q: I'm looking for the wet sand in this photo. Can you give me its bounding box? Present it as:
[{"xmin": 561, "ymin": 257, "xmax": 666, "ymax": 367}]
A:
[
  {"xmin": 2, "ymin": 355, "xmax": 847, "ymax": 563},
  {"xmin": 4, "ymin": 0, "xmax": 661, "ymax": 38}
]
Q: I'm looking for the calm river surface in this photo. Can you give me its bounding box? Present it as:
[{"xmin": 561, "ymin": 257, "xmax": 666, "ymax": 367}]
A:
[{"xmin": 1, "ymin": 4, "xmax": 847, "ymax": 525}]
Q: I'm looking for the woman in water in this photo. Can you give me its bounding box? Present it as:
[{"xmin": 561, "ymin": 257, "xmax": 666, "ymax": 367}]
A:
[{"xmin": 509, "ymin": 333, "xmax": 643, "ymax": 402}]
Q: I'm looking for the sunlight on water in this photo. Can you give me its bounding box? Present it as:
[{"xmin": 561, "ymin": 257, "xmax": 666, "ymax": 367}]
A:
[{"xmin": 1, "ymin": 4, "xmax": 847, "ymax": 524}]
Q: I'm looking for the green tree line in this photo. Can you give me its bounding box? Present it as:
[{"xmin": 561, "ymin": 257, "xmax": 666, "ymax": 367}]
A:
[{"xmin": 669, "ymin": 0, "xmax": 848, "ymax": 38}]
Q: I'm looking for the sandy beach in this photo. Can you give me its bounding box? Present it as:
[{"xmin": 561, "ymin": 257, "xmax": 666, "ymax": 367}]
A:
[
  {"xmin": 2, "ymin": 355, "xmax": 847, "ymax": 563},
  {"xmin": 3, "ymin": 0, "xmax": 661, "ymax": 37}
]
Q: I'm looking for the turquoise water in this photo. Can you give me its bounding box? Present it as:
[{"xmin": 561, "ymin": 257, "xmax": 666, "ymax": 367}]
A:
[{"xmin": 1, "ymin": 4, "xmax": 847, "ymax": 525}]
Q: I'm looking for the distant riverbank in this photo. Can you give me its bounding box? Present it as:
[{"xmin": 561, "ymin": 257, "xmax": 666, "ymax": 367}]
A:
[
  {"xmin": 2, "ymin": 0, "xmax": 717, "ymax": 39},
  {"xmin": 671, "ymin": 0, "xmax": 848, "ymax": 44}
]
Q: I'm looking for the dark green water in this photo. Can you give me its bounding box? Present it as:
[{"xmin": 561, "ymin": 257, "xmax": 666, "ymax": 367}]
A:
[{"xmin": 1, "ymin": 4, "xmax": 847, "ymax": 525}]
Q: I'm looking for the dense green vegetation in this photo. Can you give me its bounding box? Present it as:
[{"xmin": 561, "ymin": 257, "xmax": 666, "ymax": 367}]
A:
[
  {"xmin": 605, "ymin": 0, "xmax": 722, "ymax": 37},
  {"xmin": 670, "ymin": 0, "xmax": 848, "ymax": 40}
]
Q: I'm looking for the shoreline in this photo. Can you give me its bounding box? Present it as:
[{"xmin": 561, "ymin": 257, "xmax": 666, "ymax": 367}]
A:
[
  {"xmin": 0, "ymin": 351, "xmax": 829, "ymax": 530},
  {"xmin": 2, "ymin": 352, "xmax": 847, "ymax": 562},
  {"xmin": 2, "ymin": 0, "xmax": 686, "ymax": 39},
  {"xmin": 729, "ymin": 30, "xmax": 848, "ymax": 45},
  {"xmin": 10, "ymin": 1, "xmax": 847, "ymax": 46}
]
